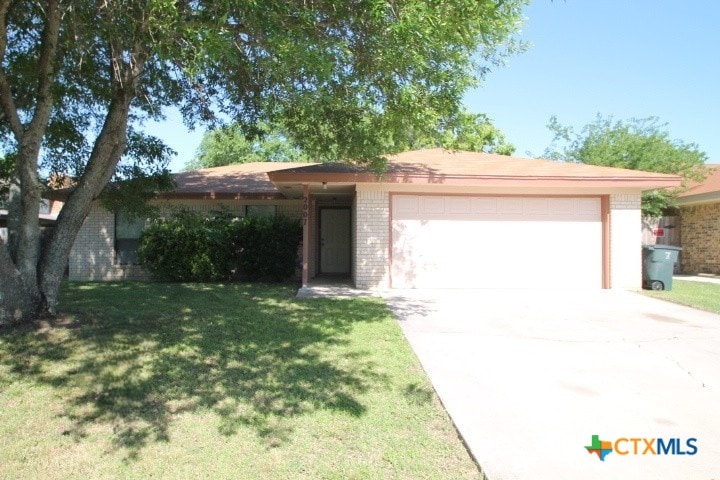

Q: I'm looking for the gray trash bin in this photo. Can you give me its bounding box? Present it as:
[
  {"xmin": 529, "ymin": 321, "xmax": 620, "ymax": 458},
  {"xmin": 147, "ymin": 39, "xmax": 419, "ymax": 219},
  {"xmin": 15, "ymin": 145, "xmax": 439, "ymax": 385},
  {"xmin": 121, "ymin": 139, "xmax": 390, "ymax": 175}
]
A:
[{"xmin": 642, "ymin": 245, "xmax": 681, "ymax": 291}]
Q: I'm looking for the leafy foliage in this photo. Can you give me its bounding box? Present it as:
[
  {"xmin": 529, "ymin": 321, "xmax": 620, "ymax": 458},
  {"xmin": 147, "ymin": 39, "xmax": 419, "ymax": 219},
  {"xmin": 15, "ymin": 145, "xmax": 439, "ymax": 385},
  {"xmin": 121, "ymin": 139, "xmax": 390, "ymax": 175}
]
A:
[
  {"xmin": 187, "ymin": 110, "xmax": 515, "ymax": 170},
  {"xmin": 186, "ymin": 123, "xmax": 310, "ymax": 170},
  {"xmin": 138, "ymin": 210, "xmax": 237, "ymax": 282},
  {"xmin": 545, "ymin": 115, "xmax": 708, "ymax": 218},
  {"xmin": 233, "ymin": 215, "xmax": 303, "ymax": 281},
  {"xmin": 138, "ymin": 209, "xmax": 302, "ymax": 282},
  {"xmin": 396, "ymin": 111, "xmax": 515, "ymax": 155},
  {"xmin": 1, "ymin": 0, "xmax": 527, "ymax": 320},
  {"xmin": 99, "ymin": 169, "xmax": 176, "ymax": 220},
  {"xmin": 0, "ymin": 154, "xmax": 11, "ymax": 199}
]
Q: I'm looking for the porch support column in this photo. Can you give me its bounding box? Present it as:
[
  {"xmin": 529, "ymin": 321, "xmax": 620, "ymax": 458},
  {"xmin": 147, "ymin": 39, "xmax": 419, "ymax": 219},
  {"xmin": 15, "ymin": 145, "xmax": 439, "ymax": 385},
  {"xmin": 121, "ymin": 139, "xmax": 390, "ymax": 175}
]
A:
[{"xmin": 302, "ymin": 184, "xmax": 310, "ymax": 287}]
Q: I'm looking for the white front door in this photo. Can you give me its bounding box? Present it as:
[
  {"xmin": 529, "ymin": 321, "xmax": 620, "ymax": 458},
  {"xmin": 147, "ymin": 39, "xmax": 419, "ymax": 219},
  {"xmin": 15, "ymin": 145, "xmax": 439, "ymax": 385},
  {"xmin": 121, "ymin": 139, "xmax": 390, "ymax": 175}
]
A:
[{"xmin": 320, "ymin": 208, "xmax": 351, "ymax": 274}]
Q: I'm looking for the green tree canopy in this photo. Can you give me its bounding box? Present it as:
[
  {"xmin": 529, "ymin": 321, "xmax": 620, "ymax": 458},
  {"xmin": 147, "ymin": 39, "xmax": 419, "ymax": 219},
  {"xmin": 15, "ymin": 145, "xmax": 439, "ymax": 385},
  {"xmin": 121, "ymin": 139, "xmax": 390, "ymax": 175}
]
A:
[
  {"xmin": 397, "ymin": 111, "xmax": 515, "ymax": 155},
  {"xmin": 545, "ymin": 115, "xmax": 708, "ymax": 218},
  {"xmin": 0, "ymin": 0, "xmax": 527, "ymax": 323},
  {"xmin": 187, "ymin": 111, "xmax": 515, "ymax": 170},
  {"xmin": 186, "ymin": 123, "xmax": 310, "ymax": 170}
]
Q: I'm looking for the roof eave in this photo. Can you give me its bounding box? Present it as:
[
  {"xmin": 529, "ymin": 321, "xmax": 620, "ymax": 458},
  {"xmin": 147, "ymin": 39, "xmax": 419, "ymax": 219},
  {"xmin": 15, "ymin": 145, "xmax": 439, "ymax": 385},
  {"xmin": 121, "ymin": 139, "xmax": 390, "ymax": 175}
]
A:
[
  {"xmin": 160, "ymin": 191, "xmax": 286, "ymax": 200},
  {"xmin": 268, "ymin": 171, "xmax": 682, "ymax": 189},
  {"xmin": 676, "ymin": 192, "xmax": 720, "ymax": 206}
]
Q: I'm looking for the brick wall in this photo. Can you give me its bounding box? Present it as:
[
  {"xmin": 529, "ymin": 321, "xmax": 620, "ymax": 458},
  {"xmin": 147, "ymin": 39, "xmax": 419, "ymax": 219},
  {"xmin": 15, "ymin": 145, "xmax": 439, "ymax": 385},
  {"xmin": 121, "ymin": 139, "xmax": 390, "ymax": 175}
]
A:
[
  {"xmin": 69, "ymin": 204, "xmax": 150, "ymax": 281},
  {"xmin": 680, "ymin": 203, "xmax": 720, "ymax": 275},
  {"xmin": 69, "ymin": 199, "xmax": 303, "ymax": 281},
  {"xmin": 354, "ymin": 187, "xmax": 389, "ymax": 289},
  {"xmin": 609, "ymin": 193, "xmax": 642, "ymax": 289}
]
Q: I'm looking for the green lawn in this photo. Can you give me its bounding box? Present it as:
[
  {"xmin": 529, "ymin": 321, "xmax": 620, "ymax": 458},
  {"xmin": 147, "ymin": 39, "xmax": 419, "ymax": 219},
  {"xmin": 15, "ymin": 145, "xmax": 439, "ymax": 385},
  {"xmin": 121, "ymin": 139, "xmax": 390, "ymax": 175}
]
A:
[
  {"xmin": 643, "ymin": 279, "xmax": 720, "ymax": 313},
  {"xmin": 0, "ymin": 282, "xmax": 480, "ymax": 479}
]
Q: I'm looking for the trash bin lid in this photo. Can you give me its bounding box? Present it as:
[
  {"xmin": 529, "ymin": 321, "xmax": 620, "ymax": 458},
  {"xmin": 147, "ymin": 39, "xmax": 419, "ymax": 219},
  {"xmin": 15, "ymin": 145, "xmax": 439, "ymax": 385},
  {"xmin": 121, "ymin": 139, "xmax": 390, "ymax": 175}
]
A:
[{"xmin": 650, "ymin": 245, "xmax": 682, "ymax": 251}]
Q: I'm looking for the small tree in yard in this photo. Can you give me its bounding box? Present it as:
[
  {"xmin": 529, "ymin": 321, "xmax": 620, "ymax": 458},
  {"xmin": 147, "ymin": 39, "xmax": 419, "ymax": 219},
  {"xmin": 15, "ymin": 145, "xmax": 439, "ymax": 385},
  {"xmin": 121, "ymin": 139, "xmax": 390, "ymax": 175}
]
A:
[
  {"xmin": 545, "ymin": 115, "xmax": 708, "ymax": 218},
  {"xmin": 0, "ymin": 0, "xmax": 527, "ymax": 324}
]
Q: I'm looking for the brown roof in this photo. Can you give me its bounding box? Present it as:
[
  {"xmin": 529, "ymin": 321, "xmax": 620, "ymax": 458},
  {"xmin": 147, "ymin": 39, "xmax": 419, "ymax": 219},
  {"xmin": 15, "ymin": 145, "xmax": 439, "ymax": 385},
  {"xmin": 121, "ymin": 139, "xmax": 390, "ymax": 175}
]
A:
[
  {"xmin": 678, "ymin": 164, "xmax": 720, "ymax": 198},
  {"xmin": 268, "ymin": 148, "xmax": 682, "ymax": 188},
  {"xmin": 168, "ymin": 162, "xmax": 315, "ymax": 198},
  {"xmin": 386, "ymin": 149, "xmax": 682, "ymax": 179},
  {"xmin": 52, "ymin": 149, "xmax": 684, "ymax": 200}
]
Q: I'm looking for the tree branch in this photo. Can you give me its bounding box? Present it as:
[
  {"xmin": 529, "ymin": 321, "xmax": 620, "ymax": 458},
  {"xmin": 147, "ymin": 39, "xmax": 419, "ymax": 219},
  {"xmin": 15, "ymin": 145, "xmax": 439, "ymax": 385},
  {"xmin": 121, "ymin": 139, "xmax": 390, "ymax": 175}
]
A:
[
  {"xmin": 26, "ymin": 0, "xmax": 62, "ymax": 142},
  {"xmin": 0, "ymin": 0, "xmax": 23, "ymax": 137},
  {"xmin": 40, "ymin": 49, "xmax": 147, "ymax": 314},
  {"xmin": 12, "ymin": 0, "xmax": 63, "ymax": 304}
]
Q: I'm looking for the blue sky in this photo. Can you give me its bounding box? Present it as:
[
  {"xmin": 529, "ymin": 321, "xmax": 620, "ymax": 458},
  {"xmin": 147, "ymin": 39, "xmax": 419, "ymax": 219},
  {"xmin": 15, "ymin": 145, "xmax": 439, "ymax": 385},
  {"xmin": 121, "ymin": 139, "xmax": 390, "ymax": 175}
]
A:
[{"xmin": 149, "ymin": 0, "xmax": 720, "ymax": 172}]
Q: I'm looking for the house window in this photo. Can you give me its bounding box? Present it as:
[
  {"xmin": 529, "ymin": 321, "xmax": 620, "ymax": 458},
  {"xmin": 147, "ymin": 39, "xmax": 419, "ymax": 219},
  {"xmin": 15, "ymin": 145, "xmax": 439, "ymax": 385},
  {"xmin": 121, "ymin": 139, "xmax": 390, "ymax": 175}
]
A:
[
  {"xmin": 39, "ymin": 199, "xmax": 51, "ymax": 214},
  {"xmin": 245, "ymin": 205, "xmax": 276, "ymax": 217},
  {"xmin": 115, "ymin": 214, "xmax": 145, "ymax": 265}
]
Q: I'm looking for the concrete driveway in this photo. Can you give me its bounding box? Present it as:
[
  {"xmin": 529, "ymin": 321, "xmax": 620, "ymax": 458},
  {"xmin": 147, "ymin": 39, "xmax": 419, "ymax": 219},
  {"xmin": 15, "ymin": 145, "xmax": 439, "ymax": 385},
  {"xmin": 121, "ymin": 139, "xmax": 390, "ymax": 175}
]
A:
[{"xmin": 382, "ymin": 289, "xmax": 720, "ymax": 480}]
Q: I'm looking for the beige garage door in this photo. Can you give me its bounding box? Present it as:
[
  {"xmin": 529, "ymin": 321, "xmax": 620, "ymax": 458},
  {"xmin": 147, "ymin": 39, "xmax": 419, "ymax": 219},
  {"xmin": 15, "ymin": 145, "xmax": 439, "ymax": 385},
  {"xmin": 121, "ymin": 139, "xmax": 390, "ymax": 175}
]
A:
[{"xmin": 391, "ymin": 195, "xmax": 602, "ymax": 289}]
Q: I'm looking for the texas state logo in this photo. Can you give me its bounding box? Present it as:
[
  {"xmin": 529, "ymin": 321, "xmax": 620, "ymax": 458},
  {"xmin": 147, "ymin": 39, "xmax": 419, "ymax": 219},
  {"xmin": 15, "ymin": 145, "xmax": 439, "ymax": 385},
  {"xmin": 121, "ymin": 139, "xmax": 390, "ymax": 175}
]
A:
[
  {"xmin": 585, "ymin": 435, "xmax": 614, "ymax": 461},
  {"xmin": 585, "ymin": 434, "xmax": 698, "ymax": 461}
]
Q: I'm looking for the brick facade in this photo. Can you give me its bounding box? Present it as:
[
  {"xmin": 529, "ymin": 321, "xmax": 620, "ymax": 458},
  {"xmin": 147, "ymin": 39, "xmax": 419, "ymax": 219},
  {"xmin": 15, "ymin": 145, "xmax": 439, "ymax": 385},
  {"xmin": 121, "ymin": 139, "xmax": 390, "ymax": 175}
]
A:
[
  {"xmin": 70, "ymin": 199, "xmax": 302, "ymax": 281},
  {"xmin": 70, "ymin": 190, "xmax": 647, "ymax": 290},
  {"xmin": 354, "ymin": 186, "xmax": 389, "ymax": 289},
  {"xmin": 69, "ymin": 204, "xmax": 149, "ymax": 281},
  {"xmin": 680, "ymin": 203, "xmax": 720, "ymax": 275}
]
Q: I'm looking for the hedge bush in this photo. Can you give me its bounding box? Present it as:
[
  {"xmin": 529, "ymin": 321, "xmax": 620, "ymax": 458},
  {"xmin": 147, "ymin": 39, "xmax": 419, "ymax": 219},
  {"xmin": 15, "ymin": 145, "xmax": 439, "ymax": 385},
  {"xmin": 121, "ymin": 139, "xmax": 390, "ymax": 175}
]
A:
[{"xmin": 138, "ymin": 209, "xmax": 302, "ymax": 282}]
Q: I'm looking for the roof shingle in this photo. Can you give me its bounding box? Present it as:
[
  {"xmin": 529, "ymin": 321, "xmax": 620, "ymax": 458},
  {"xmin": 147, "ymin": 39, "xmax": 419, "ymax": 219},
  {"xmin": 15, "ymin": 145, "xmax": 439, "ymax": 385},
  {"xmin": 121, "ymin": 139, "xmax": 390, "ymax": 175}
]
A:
[{"xmin": 678, "ymin": 164, "xmax": 720, "ymax": 197}]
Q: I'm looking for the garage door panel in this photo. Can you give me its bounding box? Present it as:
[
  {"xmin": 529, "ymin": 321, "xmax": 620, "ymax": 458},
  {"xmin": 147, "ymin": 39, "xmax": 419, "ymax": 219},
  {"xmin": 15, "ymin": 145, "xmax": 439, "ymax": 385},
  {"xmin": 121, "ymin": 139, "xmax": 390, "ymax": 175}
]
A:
[
  {"xmin": 446, "ymin": 197, "xmax": 473, "ymax": 214},
  {"xmin": 474, "ymin": 197, "xmax": 498, "ymax": 214},
  {"xmin": 391, "ymin": 195, "xmax": 602, "ymax": 289}
]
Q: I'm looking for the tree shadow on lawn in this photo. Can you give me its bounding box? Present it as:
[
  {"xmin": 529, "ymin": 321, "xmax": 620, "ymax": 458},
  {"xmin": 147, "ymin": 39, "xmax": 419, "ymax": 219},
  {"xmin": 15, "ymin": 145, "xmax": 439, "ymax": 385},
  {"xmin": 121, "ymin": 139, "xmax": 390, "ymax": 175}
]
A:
[{"xmin": 0, "ymin": 282, "xmax": 390, "ymax": 460}]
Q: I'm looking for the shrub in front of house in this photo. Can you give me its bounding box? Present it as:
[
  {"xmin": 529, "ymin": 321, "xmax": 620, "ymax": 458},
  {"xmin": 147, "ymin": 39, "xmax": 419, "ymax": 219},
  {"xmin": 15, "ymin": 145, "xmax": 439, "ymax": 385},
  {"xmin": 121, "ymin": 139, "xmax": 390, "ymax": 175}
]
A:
[
  {"xmin": 138, "ymin": 209, "xmax": 301, "ymax": 282},
  {"xmin": 137, "ymin": 210, "xmax": 236, "ymax": 281},
  {"xmin": 232, "ymin": 215, "xmax": 302, "ymax": 281}
]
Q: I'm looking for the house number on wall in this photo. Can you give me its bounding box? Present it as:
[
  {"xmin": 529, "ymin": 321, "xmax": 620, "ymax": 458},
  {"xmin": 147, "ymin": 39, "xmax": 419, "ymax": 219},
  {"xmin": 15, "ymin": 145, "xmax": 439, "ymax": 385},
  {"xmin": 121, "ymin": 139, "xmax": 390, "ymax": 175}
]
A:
[{"xmin": 302, "ymin": 195, "xmax": 308, "ymax": 226}]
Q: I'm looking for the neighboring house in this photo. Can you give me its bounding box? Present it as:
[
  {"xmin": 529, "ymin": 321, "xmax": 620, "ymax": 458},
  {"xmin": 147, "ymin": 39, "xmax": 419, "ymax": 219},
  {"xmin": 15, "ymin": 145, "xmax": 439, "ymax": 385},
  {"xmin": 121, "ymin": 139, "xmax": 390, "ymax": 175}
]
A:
[
  {"xmin": 675, "ymin": 164, "xmax": 720, "ymax": 275},
  {"xmin": 0, "ymin": 173, "xmax": 71, "ymax": 242},
  {"xmin": 0, "ymin": 199, "xmax": 63, "ymax": 243},
  {"xmin": 66, "ymin": 148, "xmax": 680, "ymax": 289}
]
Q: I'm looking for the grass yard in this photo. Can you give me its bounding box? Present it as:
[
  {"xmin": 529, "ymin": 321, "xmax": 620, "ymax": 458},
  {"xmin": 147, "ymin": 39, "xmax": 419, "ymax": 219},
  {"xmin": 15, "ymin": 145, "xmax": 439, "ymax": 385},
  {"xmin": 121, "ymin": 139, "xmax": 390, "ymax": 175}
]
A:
[
  {"xmin": 643, "ymin": 279, "xmax": 720, "ymax": 313},
  {"xmin": 0, "ymin": 282, "xmax": 480, "ymax": 479}
]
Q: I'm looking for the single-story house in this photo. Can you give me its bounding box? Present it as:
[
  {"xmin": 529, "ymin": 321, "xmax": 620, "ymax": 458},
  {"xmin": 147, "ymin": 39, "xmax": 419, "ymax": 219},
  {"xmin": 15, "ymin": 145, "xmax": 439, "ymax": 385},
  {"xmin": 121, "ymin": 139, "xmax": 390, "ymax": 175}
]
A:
[
  {"xmin": 676, "ymin": 164, "xmax": 720, "ymax": 275},
  {"xmin": 67, "ymin": 148, "xmax": 680, "ymax": 289}
]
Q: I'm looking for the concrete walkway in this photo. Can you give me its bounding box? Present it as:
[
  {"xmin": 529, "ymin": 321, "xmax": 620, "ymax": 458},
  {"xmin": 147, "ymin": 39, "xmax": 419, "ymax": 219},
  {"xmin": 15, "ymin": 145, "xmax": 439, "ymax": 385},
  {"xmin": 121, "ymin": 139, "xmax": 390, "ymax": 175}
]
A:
[
  {"xmin": 296, "ymin": 278, "xmax": 379, "ymax": 299},
  {"xmin": 383, "ymin": 289, "xmax": 720, "ymax": 480}
]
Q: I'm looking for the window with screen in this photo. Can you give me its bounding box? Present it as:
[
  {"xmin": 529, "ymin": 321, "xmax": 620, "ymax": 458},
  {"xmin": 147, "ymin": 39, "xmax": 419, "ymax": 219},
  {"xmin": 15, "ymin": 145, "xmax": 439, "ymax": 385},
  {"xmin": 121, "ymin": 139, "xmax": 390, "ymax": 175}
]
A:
[
  {"xmin": 245, "ymin": 205, "xmax": 276, "ymax": 217},
  {"xmin": 115, "ymin": 214, "xmax": 145, "ymax": 265}
]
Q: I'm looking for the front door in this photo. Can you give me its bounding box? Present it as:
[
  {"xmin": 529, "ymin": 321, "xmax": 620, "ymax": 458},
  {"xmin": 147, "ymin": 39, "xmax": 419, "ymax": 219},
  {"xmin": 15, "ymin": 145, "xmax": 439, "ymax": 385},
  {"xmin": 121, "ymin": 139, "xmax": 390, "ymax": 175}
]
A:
[{"xmin": 319, "ymin": 208, "xmax": 351, "ymax": 274}]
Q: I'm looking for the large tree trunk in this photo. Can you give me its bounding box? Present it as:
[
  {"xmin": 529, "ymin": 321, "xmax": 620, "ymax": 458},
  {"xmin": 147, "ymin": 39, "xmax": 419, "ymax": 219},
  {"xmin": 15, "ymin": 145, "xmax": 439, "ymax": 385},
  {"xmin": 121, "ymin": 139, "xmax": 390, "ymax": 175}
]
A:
[
  {"xmin": 39, "ymin": 94, "xmax": 134, "ymax": 315},
  {"xmin": 0, "ymin": 241, "xmax": 35, "ymax": 325},
  {"xmin": 38, "ymin": 40, "xmax": 146, "ymax": 316},
  {"xmin": 13, "ymin": 146, "xmax": 43, "ymax": 307},
  {"xmin": 0, "ymin": 0, "xmax": 62, "ymax": 323},
  {"xmin": 0, "ymin": 1, "xmax": 147, "ymax": 322}
]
